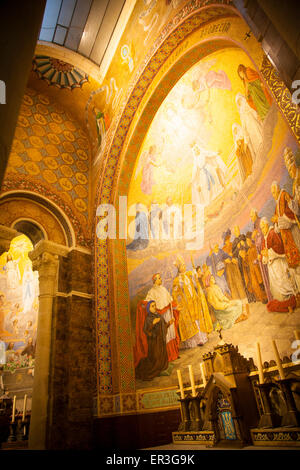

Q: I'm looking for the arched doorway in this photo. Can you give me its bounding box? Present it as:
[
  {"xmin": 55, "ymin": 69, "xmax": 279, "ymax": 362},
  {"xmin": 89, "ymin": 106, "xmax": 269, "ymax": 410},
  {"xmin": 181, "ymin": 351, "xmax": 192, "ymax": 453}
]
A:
[
  {"xmin": 0, "ymin": 233, "xmax": 39, "ymax": 428},
  {"xmin": 0, "ymin": 192, "xmax": 92, "ymax": 449}
]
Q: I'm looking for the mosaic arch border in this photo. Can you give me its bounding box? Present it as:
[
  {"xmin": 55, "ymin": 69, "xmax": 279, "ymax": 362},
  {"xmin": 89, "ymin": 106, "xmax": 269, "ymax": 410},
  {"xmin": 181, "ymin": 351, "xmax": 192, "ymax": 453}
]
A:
[
  {"xmin": 95, "ymin": 2, "xmax": 300, "ymax": 409},
  {"xmin": 1, "ymin": 174, "xmax": 89, "ymax": 248},
  {"xmin": 0, "ymin": 191, "xmax": 75, "ymax": 248}
]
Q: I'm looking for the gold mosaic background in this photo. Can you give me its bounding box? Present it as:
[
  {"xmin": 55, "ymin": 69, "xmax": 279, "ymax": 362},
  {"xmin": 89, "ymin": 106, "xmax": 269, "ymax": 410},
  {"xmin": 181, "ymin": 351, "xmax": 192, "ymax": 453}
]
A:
[{"xmin": 3, "ymin": 88, "xmax": 91, "ymax": 246}]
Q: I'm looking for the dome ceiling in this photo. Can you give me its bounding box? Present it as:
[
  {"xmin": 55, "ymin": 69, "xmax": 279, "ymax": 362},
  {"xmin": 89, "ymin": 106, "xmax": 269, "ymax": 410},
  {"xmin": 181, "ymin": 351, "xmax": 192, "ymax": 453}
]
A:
[{"xmin": 32, "ymin": 55, "xmax": 89, "ymax": 90}]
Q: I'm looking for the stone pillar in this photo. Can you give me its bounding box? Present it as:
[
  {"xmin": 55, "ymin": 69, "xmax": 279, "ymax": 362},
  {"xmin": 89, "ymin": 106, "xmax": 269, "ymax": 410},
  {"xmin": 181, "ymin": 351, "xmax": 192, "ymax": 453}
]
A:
[
  {"xmin": 27, "ymin": 240, "xmax": 94, "ymax": 450},
  {"xmin": 28, "ymin": 240, "xmax": 68, "ymax": 450},
  {"xmin": 48, "ymin": 248, "xmax": 94, "ymax": 450}
]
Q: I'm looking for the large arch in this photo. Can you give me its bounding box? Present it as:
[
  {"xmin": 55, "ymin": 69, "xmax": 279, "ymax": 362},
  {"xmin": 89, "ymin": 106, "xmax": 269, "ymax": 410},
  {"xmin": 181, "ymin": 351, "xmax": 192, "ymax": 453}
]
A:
[
  {"xmin": 94, "ymin": 2, "xmax": 300, "ymax": 415},
  {"xmin": 0, "ymin": 191, "xmax": 75, "ymax": 248}
]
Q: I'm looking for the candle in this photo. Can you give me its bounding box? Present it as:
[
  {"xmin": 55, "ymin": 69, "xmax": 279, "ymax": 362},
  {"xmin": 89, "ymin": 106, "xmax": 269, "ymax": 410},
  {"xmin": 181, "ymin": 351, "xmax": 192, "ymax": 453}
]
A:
[
  {"xmin": 294, "ymin": 330, "xmax": 300, "ymax": 341},
  {"xmin": 177, "ymin": 369, "xmax": 185, "ymax": 399},
  {"xmin": 272, "ymin": 339, "xmax": 285, "ymax": 380},
  {"xmin": 22, "ymin": 394, "xmax": 27, "ymax": 421},
  {"xmin": 256, "ymin": 342, "xmax": 264, "ymax": 384},
  {"xmin": 188, "ymin": 364, "xmax": 196, "ymax": 397},
  {"xmin": 200, "ymin": 362, "xmax": 207, "ymax": 387},
  {"xmin": 12, "ymin": 395, "xmax": 16, "ymax": 423}
]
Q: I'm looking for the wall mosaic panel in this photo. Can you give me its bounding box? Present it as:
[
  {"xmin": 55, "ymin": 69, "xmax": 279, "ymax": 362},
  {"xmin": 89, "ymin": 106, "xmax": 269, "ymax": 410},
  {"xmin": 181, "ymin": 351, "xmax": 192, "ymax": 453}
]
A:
[
  {"xmin": 2, "ymin": 87, "xmax": 91, "ymax": 247},
  {"xmin": 95, "ymin": 2, "xmax": 240, "ymax": 401},
  {"xmin": 95, "ymin": 1, "xmax": 300, "ymax": 414}
]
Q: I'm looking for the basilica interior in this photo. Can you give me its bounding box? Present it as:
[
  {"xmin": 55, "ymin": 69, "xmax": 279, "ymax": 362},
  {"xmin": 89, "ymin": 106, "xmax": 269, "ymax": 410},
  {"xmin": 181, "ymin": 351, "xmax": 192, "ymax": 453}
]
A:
[{"xmin": 0, "ymin": 0, "xmax": 300, "ymax": 451}]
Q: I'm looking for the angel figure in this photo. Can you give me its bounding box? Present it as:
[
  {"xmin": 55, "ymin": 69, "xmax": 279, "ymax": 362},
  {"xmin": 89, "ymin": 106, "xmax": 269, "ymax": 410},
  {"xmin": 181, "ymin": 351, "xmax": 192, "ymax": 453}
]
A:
[
  {"xmin": 181, "ymin": 59, "xmax": 231, "ymax": 124},
  {"xmin": 94, "ymin": 106, "xmax": 110, "ymax": 148},
  {"xmin": 135, "ymin": 145, "xmax": 159, "ymax": 195},
  {"xmin": 121, "ymin": 43, "xmax": 135, "ymax": 73}
]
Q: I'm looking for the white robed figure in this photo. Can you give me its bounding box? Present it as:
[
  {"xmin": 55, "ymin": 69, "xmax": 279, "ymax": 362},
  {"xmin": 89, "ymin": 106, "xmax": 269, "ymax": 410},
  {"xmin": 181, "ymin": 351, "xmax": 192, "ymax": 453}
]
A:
[
  {"xmin": 22, "ymin": 264, "xmax": 35, "ymax": 313},
  {"xmin": 191, "ymin": 143, "xmax": 227, "ymax": 207},
  {"xmin": 260, "ymin": 217, "xmax": 297, "ymax": 301},
  {"xmin": 0, "ymin": 341, "xmax": 5, "ymax": 365}
]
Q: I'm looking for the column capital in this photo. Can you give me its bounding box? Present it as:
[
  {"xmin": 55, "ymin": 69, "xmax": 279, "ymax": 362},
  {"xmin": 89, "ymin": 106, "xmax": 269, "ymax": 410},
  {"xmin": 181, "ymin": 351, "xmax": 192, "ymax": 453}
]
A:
[
  {"xmin": 0, "ymin": 224, "xmax": 18, "ymax": 254},
  {"xmin": 31, "ymin": 251, "xmax": 59, "ymax": 275},
  {"xmin": 29, "ymin": 240, "xmax": 67, "ymax": 297},
  {"xmin": 29, "ymin": 239, "xmax": 69, "ymax": 263}
]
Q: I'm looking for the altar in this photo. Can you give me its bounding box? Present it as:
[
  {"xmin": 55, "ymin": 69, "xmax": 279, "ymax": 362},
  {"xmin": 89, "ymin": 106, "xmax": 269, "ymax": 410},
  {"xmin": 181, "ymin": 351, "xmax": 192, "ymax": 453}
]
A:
[
  {"xmin": 0, "ymin": 366, "xmax": 33, "ymax": 446},
  {"xmin": 173, "ymin": 336, "xmax": 300, "ymax": 448}
]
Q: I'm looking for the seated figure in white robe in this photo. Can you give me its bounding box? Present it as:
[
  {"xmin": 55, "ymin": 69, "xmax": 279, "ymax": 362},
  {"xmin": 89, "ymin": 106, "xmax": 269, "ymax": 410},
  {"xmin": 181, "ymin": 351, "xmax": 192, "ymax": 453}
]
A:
[{"xmin": 260, "ymin": 217, "xmax": 297, "ymax": 301}]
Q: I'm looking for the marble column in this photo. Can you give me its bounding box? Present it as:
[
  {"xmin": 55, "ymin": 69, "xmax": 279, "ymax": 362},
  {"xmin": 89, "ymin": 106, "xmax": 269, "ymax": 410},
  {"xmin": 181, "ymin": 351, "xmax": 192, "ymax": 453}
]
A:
[{"xmin": 28, "ymin": 240, "xmax": 68, "ymax": 450}]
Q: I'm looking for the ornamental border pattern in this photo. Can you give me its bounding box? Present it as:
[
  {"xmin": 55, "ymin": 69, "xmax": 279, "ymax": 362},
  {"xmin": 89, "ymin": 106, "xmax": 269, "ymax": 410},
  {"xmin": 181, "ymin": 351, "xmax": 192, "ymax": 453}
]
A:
[
  {"xmin": 251, "ymin": 428, "xmax": 300, "ymax": 446},
  {"xmin": 98, "ymin": 388, "xmax": 181, "ymax": 415},
  {"xmin": 1, "ymin": 174, "xmax": 90, "ymax": 247},
  {"xmin": 260, "ymin": 55, "xmax": 300, "ymax": 144}
]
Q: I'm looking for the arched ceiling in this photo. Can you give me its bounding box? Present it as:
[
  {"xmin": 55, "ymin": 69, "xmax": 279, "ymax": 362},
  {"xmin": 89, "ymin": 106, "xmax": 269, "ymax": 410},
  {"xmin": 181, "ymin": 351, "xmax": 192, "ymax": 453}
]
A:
[
  {"xmin": 2, "ymin": 87, "xmax": 91, "ymax": 247},
  {"xmin": 27, "ymin": 58, "xmax": 101, "ymax": 155},
  {"xmin": 2, "ymin": 0, "xmax": 144, "ymax": 249}
]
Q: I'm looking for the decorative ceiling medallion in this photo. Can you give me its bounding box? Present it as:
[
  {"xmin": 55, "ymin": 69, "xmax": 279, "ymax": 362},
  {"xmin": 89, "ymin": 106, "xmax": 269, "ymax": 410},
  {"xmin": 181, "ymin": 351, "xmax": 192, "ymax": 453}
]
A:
[{"xmin": 32, "ymin": 55, "xmax": 89, "ymax": 90}]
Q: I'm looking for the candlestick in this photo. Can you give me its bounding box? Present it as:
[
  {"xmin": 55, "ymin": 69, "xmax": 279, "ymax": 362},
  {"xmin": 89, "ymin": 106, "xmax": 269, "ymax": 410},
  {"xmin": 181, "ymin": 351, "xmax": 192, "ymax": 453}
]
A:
[
  {"xmin": 12, "ymin": 395, "xmax": 16, "ymax": 423},
  {"xmin": 177, "ymin": 369, "xmax": 185, "ymax": 399},
  {"xmin": 256, "ymin": 382, "xmax": 282, "ymax": 428},
  {"xmin": 188, "ymin": 364, "xmax": 196, "ymax": 397},
  {"xmin": 256, "ymin": 342, "xmax": 264, "ymax": 384},
  {"xmin": 272, "ymin": 339, "xmax": 285, "ymax": 380},
  {"xmin": 22, "ymin": 394, "xmax": 27, "ymax": 421},
  {"xmin": 200, "ymin": 362, "xmax": 207, "ymax": 387}
]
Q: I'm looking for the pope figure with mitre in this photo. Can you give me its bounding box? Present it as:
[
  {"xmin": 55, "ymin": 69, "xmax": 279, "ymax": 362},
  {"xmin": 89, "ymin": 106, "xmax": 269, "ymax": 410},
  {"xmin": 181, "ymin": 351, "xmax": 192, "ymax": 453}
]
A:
[{"xmin": 172, "ymin": 255, "xmax": 213, "ymax": 349}]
